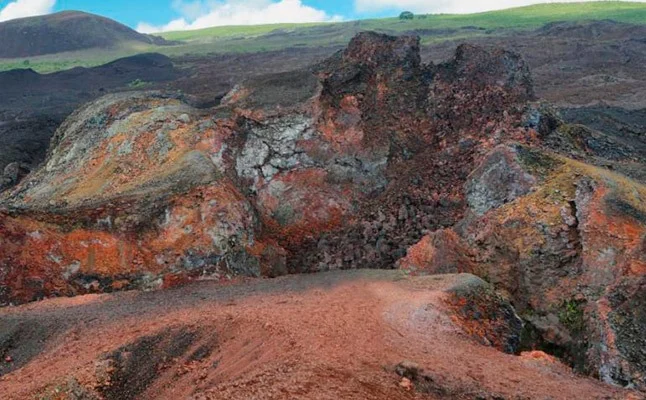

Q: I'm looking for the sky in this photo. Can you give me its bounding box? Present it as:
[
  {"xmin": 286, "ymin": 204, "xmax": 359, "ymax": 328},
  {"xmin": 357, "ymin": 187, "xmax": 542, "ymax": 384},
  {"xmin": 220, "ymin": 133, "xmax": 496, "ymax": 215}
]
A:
[{"xmin": 0, "ymin": 0, "xmax": 632, "ymax": 33}]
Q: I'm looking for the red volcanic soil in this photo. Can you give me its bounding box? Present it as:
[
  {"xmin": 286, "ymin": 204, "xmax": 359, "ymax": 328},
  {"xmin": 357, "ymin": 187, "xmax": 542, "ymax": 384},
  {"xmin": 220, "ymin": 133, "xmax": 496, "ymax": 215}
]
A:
[{"xmin": 0, "ymin": 271, "xmax": 637, "ymax": 400}]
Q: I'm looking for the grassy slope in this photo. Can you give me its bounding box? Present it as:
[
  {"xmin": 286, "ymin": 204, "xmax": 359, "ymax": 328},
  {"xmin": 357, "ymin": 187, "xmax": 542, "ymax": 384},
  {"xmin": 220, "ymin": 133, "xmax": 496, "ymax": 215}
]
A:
[
  {"xmin": 3, "ymin": 2, "xmax": 646, "ymax": 73},
  {"xmin": 160, "ymin": 22, "xmax": 326, "ymax": 41},
  {"xmin": 161, "ymin": 1, "xmax": 646, "ymax": 40},
  {"xmin": 362, "ymin": 1, "xmax": 646, "ymax": 30}
]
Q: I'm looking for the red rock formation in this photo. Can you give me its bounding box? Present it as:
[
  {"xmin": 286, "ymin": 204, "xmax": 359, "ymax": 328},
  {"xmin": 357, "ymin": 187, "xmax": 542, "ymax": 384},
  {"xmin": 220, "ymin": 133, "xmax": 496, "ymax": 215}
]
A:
[
  {"xmin": 404, "ymin": 143, "xmax": 646, "ymax": 389},
  {"xmin": 397, "ymin": 228, "xmax": 475, "ymax": 274},
  {"xmin": 0, "ymin": 32, "xmax": 540, "ymax": 307},
  {"xmin": 1, "ymin": 31, "xmax": 644, "ymax": 391}
]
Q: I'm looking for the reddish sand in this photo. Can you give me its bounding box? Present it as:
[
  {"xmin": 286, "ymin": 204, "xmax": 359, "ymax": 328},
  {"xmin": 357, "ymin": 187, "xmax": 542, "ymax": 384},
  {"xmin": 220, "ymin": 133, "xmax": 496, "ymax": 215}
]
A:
[{"xmin": 0, "ymin": 271, "xmax": 639, "ymax": 399}]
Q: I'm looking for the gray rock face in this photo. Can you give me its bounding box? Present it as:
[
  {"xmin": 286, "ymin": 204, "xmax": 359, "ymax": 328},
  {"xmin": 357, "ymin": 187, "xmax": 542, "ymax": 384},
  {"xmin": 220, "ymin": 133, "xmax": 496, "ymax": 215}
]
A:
[
  {"xmin": 236, "ymin": 115, "xmax": 314, "ymax": 190},
  {"xmin": 465, "ymin": 145, "xmax": 537, "ymax": 216},
  {"xmin": 1, "ymin": 162, "xmax": 30, "ymax": 192},
  {"xmin": 602, "ymin": 280, "xmax": 646, "ymax": 388}
]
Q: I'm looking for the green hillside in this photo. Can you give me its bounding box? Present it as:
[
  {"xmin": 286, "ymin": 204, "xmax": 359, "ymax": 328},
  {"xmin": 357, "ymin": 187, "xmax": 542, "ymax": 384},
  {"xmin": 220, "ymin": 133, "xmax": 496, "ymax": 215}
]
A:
[
  {"xmin": 160, "ymin": 22, "xmax": 326, "ymax": 42},
  {"xmin": 3, "ymin": 1, "xmax": 646, "ymax": 73},
  {"xmin": 160, "ymin": 1, "xmax": 646, "ymax": 41}
]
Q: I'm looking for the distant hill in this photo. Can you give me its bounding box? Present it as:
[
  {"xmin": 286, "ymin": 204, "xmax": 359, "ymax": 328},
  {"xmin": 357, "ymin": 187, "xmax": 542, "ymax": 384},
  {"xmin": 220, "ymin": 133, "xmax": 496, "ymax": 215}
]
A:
[
  {"xmin": 0, "ymin": 11, "xmax": 170, "ymax": 58},
  {"xmin": 3, "ymin": 1, "xmax": 646, "ymax": 73},
  {"xmin": 158, "ymin": 1, "xmax": 646, "ymax": 42}
]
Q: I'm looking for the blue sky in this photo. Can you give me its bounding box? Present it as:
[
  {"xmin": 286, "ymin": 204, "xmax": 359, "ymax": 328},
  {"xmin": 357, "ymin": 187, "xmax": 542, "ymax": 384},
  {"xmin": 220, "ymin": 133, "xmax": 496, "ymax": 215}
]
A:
[
  {"xmin": 48, "ymin": 0, "xmax": 405, "ymax": 27},
  {"xmin": 0, "ymin": 0, "xmax": 621, "ymax": 32},
  {"xmin": 53, "ymin": 1, "xmax": 179, "ymax": 27},
  {"xmin": 0, "ymin": 0, "xmax": 397, "ymax": 29}
]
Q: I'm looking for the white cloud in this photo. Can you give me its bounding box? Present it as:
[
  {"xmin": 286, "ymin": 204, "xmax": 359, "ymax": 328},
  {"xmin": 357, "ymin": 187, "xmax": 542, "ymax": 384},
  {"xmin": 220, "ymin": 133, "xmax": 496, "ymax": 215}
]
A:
[
  {"xmin": 0, "ymin": 0, "xmax": 56, "ymax": 22},
  {"xmin": 137, "ymin": 0, "xmax": 341, "ymax": 33},
  {"xmin": 354, "ymin": 0, "xmax": 622, "ymax": 14},
  {"xmin": 171, "ymin": 0, "xmax": 209, "ymax": 20}
]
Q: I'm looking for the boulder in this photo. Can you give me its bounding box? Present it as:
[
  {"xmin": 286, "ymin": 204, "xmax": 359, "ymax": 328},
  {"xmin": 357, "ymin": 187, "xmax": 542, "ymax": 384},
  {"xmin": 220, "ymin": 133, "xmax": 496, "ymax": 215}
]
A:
[
  {"xmin": 465, "ymin": 144, "xmax": 540, "ymax": 216},
  {"xmin": 0, "ymin": 162, "xmax": 30, "ymax": 192},
  {"xmin": 397, "ymin": 229, "xmax": 475, "ymax": 274}
]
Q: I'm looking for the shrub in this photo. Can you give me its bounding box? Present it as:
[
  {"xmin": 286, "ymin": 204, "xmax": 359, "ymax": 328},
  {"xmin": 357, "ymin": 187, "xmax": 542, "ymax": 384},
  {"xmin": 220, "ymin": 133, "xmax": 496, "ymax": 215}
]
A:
[
  {"xmin": 399, "ymin": 11, "xmax": 414, "ymax": 20},
  {"xmin": 128, "ymin": 79, "xmax": 149, "ymax": 89}
]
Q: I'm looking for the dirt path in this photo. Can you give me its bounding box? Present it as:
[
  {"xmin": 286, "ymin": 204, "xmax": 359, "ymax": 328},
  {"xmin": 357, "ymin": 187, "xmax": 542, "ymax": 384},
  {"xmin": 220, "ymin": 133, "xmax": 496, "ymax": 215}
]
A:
[{"xmin": 0, "ymin": 271, "xmax": 638, "ymax": 399}]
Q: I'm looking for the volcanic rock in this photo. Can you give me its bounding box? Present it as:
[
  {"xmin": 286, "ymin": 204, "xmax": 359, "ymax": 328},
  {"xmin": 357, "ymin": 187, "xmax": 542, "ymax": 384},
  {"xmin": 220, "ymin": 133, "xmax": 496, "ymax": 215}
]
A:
[
  {"xmin": 0, "ymin": 32, "xmax": 541, "ymax": 307},
  {"xmin": 444, "ymin": 274, "xmax": 524, "ymax": 354},
  {"xmin": 407, "ymin": 143, "xmax": 646, "ymax": 389},
  {"xmin": 397, "ymin": 228, "xmax": 475, "ymax": 274},
  {"xmin": 0, "ymin": 30, "xmax": 645, "ymax": 393},
  {"xmin": 465, "ymin": 144, "xmax": 539, "ymax": 216}
]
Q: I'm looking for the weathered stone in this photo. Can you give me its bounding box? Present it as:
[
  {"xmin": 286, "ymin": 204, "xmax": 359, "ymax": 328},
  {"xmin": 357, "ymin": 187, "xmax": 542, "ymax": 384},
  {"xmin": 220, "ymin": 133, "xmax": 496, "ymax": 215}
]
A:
[
  {"xmin": 443, "ymin": 274, "xmax": 524, "ymax": 354},
  {"xmin": 465, "ymin": 144, "xmax": 538, "ymax": 216},
  {"xmin": 397, "ymin": 229, "xmax": 474, "ymax": 275},
  {"xmin": 459, "ymin": 153, "xmax": 646, "ymax": 389},
  {"xmin": 0, "ymin": 162, "xmax": 30, "ymax": 192}
]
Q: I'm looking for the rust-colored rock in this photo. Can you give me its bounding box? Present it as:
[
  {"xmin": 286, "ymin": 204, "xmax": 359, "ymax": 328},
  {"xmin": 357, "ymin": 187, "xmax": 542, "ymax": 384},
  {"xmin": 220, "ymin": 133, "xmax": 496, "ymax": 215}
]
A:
[
  {"xmin": 0, "ymin": 32, "xmax": 538, "ymax": 306},
  {"xmin": 406, "ymin": 143, "xmax": 646, "ymax": 389},
  {"xmin": 443, "ymin": 274, "xmax": 523, "ymax": 354},
  {"xmin": 1, "ymin": 31, "xmax": 645, "ymax": 394},
  {"xmin": 397, "ymin": 228, "xmax": 475, "ymax": 274}
]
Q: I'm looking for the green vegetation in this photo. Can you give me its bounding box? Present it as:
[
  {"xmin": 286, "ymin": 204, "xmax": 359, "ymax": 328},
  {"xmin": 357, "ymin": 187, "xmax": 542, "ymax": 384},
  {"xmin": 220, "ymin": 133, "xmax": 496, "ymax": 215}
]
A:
[
  {"xmin": 160, "ymin": 22, "xmax": 325, "ymax": 42},
  {"xmin": 0, "ymin": 57, "xmax": 116, "ymax": 73},
  {"xmin": 399, "ymin": 11, "xmax": 415, "ymax": 20},
  {"xmin": 158, "ymin": 1, "xmax": 646, "ymax": 41},
  {"xmin": 128, "ymin": 78, "xmax": 150, "ymax": 89},
  {"xmin": 559, "ymin": 299, "xmax": 585, "ymax": 333},
  {"xmin": 3, "ymin": 2, "xmax": 646, "ymax": 74},
  {"xmin": 0, "ymin": 41, "xmax": 152, "ymax": 73}
]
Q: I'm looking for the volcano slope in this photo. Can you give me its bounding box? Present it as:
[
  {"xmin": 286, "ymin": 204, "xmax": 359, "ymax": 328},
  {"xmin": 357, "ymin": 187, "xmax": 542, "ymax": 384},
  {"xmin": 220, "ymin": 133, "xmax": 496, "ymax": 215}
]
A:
[
  {"xmin": 0, "ymin": 32, "xmax": 645, "ymax": 395},
  {"xmin": 0, "ymin": 11, "xmax": 169, "ymax": 58},
  {"xmin": 0, "ymin": 271, "xmax": 636, "ymax": 400}
]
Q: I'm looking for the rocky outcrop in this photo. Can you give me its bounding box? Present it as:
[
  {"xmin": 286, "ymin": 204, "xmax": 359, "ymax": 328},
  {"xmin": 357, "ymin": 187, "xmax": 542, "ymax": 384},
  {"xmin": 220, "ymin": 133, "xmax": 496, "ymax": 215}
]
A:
[
  {"xmin": 0, "ymin": 92, "xmax": 280, "ymax": 303},
  {"xmin": 0, "ymin": 32, "xmax": 540, "ymax": 306},
  {"xmin": 460, "ymin": 144, "xmax": 646, "ymax": 389},
  {"xmin": 397, "ymin": 228, "xmax": 475, "ymax": 274},
  {"xmin": 402, "ymin": 142, "xmax": 646, "ymax": 389},
  {"xmin": 0, "ymin": 29, "xmax": 644, "ymax": 393},
  {"xmin": 464, "ymin": 144, "xmax": 539, "ymax": 216},
  {"xmin": 443, "ymin": 274, "xmax": 523, "ymax": 355}
]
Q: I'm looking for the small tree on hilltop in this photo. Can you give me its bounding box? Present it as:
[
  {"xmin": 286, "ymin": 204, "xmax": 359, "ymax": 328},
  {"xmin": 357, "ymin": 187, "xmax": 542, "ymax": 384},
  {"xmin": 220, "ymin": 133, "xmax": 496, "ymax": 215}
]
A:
[{"xmin": 399, "ymin": 11, "xmax": 414, "ymax": 20}]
